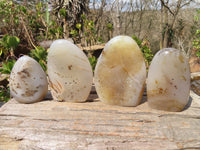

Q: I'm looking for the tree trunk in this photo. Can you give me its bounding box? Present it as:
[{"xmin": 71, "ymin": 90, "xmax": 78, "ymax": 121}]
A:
[
  {"xmin": 162, "ymin": 1, "xmax": 169, "ymax": 48},
  {"xmin": 113, "ymin": 0, "xmax": 120, "ymax": 36},
  {"xmin": 63, "ymin": 18, "xmax": 69, "ymax": 39},
  {"xmin": 138, "ymin": 3, "xmax": 144, "ymax": 38},
  {"xmin": 160, "ymin": 3, "xmax": 163, "ymax": 49}
]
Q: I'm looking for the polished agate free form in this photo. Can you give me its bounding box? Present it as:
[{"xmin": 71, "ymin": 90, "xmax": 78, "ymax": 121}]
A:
[
  {"xmin": 147, "ymin": 48, "xmax": 190, "ymax": 111},
  {"xmin": 10, "ymin": 56, "xmax": 48, "ymax": 103},
  {"xmin": 47, "ymin": 39, "xmax": 93, "ymax": 102},
  {"xmin": 94, "ymin": 36, "xmax": 146, "ymax": 106}
]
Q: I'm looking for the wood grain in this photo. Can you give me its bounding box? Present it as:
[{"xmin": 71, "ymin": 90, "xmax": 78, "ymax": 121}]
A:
[{"xmin": 0, "ymin": 91, "xmax": 200, "ymax": 150}]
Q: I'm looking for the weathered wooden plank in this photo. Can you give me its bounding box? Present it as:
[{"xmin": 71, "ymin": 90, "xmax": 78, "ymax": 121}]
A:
[
  {"xmin": 77, "ymin": 44, "xmax": 105, "ymax": 51},
  {"xmin": 0, "ymin": 91, "xmax": 200, "ymax": 150}
]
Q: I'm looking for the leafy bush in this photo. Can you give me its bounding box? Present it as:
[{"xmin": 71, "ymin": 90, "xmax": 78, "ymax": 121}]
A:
[
  {"xmin": 193, "ymin": 29, "xmax": 200, "ymax": 57},
  {"xmin": 193, "ymin": 9, "xmax": 200, "ymax": 58},
  {"xmin": 0, "ymin": 59, "xmax": 16, "ymax": 103},
  {"xmin": 0, "ymin": 59, "xmax": 16, "ymax": 74},
  {"xmin": 70, "ymin": 14, "xmax": 103, "ymax": 45},
  {"xmin": 0, "ymin": 0, "xmax": 32, "ymax": 49},
  {"xmin": 0, "ymin": 34, "xmax": 19, "ymax": 103},
  {"xmin": 0, "ymin": 86, "xmax": 10, "ymax": 102},
  {"xmin": 132, "ymin": 35, "xmax": 154, "ymax": 68},
  {"xmin": 29, "ymin": 46, "xmax": 47, "ymax": 71},
  {"xmin": 88, "ymin": 56, "xmax": 97, "ymax": 72},
  {"xmin": 0, "ymin": 35, "xmax": 20, "ymax": 60}
]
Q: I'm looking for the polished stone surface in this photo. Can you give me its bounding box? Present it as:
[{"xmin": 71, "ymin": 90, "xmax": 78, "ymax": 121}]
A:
[
  {"xmin": 10, "ymin": 56, "xmax": 48, "ymax": 103},
  {"xmin": 147, "ymin": 48, "xmax": 190, "ymax": 111},
  {"xmin": 94, "ymin": 36, "xmax": 146, "ymax": 106},
  {"xmin": 47, "ymin": 39, "xmax": 93, "ymax": 102}
]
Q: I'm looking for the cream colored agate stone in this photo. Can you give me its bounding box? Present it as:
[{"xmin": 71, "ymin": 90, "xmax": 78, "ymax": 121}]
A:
[
  {"xmin": 47, "ymin": 39, "xmax": 93, "ymax": 102},
  {"xmin": 94, "ymin": 36, "xmax": 146, "ymax": 106},
  {"xmin": 10, "ymin": 56, "xmax": 48, "ymax": 103},
  {"xmin": 147, "ymin": 48, "xmax": 190, "ymax": 112}
]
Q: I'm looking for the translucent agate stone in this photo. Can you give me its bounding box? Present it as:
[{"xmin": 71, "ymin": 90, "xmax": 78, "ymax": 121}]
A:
[
  {"xmin": 147, "ymin": 48, "xmax": 190, "ymax": 111},
  {"xmin": 10, "ymin": 56, "xmax": 48, "ymax": 103},
  {"xmin": 47, "ymin": 39, "xmax": 93, "ymax": 102},
  {"xmin": 94, "ymin": 36, "xmax": 146, "ymax": 106}
]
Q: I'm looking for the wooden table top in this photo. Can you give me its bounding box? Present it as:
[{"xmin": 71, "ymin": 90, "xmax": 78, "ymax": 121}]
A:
[{"xmin": 0, "ymin": 91, "xmax": 200, "ymax": 150}]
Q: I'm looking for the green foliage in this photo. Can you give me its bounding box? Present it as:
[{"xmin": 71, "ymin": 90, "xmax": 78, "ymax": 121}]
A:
[
  {"xmin": 0, "ymin": 35, "xmax": 20, "ymax": 50},
  {"xmin": 132, "ymin": 35, "xmax": 142, "ymax": 46},
  {"xmin": 107, "ymin": 23, "xmax": 113, "ymax": 30},
  {"xmin": 33, "ymin": 1, "xmax": 63, "ymax": 40},
  {"xmin": 0, "ymin": 60, "xmax": 16, "ymax": 74},
  {"xmin": 72, "ymin": 14, "xmax": 103, "ymax": 45},
  {"xmin": 0, "ymin": 86, "xmax": 10, "ymax": 102},
  {"xmin": 76, "ymin": 23, "xmax": 82, "ymax": 30},
  {"xmin": 88, "ymin": 56, "xmax": 97, "ymax": 72},
  {"xmin": 0, "ymin": 34, "xmax": 19, "ymax": 103},
  {"xmin": 0, "ymin": 0, "xmax": 63, "ymax": 42},
  {"xmin": 0, "ymin": 1, "xmax": 28, "ymax": 32},
  {"xmin": 194, "ymin": 30, "xmax": 200, "ymax": 57},
  {"xmin": 142, "ymin": 45, "xmax": 154, "ymax": 66},
  {"xmin": 97, "ymin": 37, "xmax": 104, "ymax": 43},
  {"xmin": 0, "ymin": 59, "xmax": 15, "ymax": 102},
  {"xmin": 81, "ymin": 14, "xmax": 86, "ymax": 20},
  {"xmin": 70, "ymin": 30, "xmax": 78, "ymax": 38},
  {"xmin": 193, "ymin": 10, "xmax": 200, "ymax": 58},
  {"xmin": 0, "ymin": 35, "xmax": 20, "ymax": 60},
  {"xmin": 59, "ymin": 8, "xmax": 66, "ymax": 17},
  {"xmin": 132, "ymin": 35, "xmax": 154, "ymax": 68},
  {"xmin": 29, "ymin": 47, "xmax": 47, "ymax": 71}
]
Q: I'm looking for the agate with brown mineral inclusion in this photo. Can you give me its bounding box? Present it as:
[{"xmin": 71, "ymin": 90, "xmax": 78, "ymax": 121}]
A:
[
  {"xmin": 47, "ymin": 39, "xmax": 93, "ymax": 102},
  {"xmin": 147, "ymin": 48, "xmax": 190, "ymax": 111}
]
